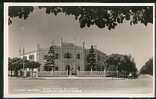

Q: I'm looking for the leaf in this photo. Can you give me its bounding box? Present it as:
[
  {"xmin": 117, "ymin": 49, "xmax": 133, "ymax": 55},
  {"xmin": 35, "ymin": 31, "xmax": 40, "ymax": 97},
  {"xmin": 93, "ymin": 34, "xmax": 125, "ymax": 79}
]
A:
[{"xmin": 9, "ymin": 6, "xmax": 153, "ymax": 30}]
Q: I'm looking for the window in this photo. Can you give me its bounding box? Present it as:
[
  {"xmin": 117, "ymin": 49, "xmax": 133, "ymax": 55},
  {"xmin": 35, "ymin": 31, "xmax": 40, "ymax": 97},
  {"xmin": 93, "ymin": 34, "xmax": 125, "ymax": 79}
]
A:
[
  {"xmin": 55, "ymin": 67, "xmax": 58, "ymax": 71},
  {"xmin": 76, "ymin": 54, "xmax": 80, "ymax": 59},
  {"xmin": 23, "ymin": 56, "xmax": 27, "ymax": 60},
  {"xmin": 64, "ymin": 53, "xmax": 72, "ymax": 58},
  {"xmin": 77, "ymin": 66, "xmax": 80, "ymax": 71},
  {"xmin": 97, "ymin": 55, "xmax": 100, "ymax": 61},
  {"xmin": 55, "ymin": 53, "xmax": 59, "ymax": 59},
  {"xmin": 29, "ymin": 55, "xmax": 34, "ymax": 61},
  {"xmin": 44, "ymin": 66, "xmax": 52, "ymax": 71}
]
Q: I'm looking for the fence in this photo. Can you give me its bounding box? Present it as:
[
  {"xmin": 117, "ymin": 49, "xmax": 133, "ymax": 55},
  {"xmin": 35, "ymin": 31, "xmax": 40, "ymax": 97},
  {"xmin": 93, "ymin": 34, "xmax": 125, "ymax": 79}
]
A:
[
  {"xmin": 38, "ymin": 71, "xmax": 68, "ymax": 77},
  {"xmin": 77, "ymin": 71, "xmax": 130, "ymax": 78},
  {"xmin": 9, "ymin": 70, "xmax": 131, "ymax": 78},
  {"xmin": 77, "ymin": 71, "xmax": 106, "ymax": 77},
  {"xmin": 37, "ymin": 70, "xmax": 132, "ymax": 79}
]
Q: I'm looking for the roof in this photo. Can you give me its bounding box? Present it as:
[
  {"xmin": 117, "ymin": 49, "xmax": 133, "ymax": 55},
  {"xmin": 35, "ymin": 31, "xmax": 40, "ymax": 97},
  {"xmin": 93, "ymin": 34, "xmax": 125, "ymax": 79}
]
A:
[{"xmin": 21, "ymin": 42, "xmax": 106, "ymax": 56}]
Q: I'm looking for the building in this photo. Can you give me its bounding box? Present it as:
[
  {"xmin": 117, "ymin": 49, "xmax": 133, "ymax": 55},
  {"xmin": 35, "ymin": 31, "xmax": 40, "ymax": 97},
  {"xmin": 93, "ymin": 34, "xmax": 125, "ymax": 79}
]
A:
[{"xmin": 20, "ymin": 39, "xmax": 107, "ymax": 75}]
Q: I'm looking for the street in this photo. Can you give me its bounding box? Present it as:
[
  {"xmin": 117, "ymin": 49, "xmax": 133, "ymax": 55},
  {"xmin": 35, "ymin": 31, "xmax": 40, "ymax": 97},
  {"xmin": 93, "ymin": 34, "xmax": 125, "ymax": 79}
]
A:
[{"xmin": 8, "ymin": 75, "xmax": 153, "ymax": 97}]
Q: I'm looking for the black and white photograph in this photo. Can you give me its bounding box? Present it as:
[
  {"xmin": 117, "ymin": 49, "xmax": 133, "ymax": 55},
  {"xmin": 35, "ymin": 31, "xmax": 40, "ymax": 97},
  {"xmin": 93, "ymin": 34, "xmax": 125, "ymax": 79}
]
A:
[{"xmin": 4, "ymin": 3, "xmax": 155, "ymax": 98}]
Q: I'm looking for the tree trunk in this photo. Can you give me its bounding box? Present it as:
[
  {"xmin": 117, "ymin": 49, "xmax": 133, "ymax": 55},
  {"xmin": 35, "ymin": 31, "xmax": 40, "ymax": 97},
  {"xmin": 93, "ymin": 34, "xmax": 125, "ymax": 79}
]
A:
[
  {"xmin": 32, "ymin": 68, "xmax": 33, "ymax": 78},
  {"xmin": 11, "ymin": 69, "xmax": 13, "ymax": 77},
  {"xmin": 15, "ymin": 70, "xmax": 18, "ymax": 77}
]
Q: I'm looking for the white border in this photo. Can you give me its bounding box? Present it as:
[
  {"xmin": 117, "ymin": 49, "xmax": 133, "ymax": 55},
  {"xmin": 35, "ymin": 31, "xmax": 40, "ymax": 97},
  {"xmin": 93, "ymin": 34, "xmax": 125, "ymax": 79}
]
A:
[
  {"xmin": 152, "ymin": 3, "xmax": 155, "ymax": 97},
  {"xmin": 4, "ymin": 3, "xmax": 155, "ymax": 98},
  {"xmin": 3, "ymin": 3, "xmax": 155, "ymax": 6},
  {"xmin": 4, "ymin": 3, "xmax": 8, "ymax": 98}
]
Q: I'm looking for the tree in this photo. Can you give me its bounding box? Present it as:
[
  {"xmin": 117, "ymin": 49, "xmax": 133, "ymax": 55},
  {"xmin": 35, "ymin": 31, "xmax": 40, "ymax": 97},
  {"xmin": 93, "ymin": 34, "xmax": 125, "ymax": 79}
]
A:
[
  {"xmin": 27, "ymin": 61, "xmax": 40, "ymax": 77},
  {"xmin": 8, "ymin": 57, "xmax": 14, "ymax": 76},
  {"xmin": 8, "ymin": 57, "xmax": 40, "ymax": 77},
  {"xmin": 87, "ymin": 45, "xmax": 96, "ymax": 71},
  {"xmin": 140, "ymin": 58, "xmax": 153, "ymax": 76},
  {"xmin": 8, "ymin": 6, "xmax": 34, "ymax": 24},
  {"xmin": 8, "ymin": 57, "xmax": 23, "ymax": 76},
  {"xmin": 44, "ymin": 45, "xmax": 56, "ymax": 71},
  {"xmin": 9, "ymin": 6, "xmax": 153, "ymax": 30},
  {"xmin": 122, "ymin": 55, "xmax": 137, "ymax": 74},
  {"xmin": 105, "ymin": 54, "xmax": 138, "ymax": 78}
]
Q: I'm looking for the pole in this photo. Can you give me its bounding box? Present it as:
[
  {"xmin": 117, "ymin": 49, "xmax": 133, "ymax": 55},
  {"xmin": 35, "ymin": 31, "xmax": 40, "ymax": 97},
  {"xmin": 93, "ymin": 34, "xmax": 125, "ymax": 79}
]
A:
[{"xmin": 22, "ymin": 48, "xmax": 25, "ymax": 77}]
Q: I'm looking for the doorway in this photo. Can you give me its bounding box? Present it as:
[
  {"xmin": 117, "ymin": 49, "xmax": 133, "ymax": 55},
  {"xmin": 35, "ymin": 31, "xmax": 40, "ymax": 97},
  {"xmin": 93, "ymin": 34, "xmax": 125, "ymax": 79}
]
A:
[{"xmin": 65, "ymin": 65, "xmax": 70, "ymax": 75}]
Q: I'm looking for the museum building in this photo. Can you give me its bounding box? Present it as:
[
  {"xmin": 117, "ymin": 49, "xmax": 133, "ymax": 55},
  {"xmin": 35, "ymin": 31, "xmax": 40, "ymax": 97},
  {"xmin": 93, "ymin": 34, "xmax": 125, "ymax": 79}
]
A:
[{"xmin": 20, "ymin": 39, "xmax": 107, "ymax": 75}]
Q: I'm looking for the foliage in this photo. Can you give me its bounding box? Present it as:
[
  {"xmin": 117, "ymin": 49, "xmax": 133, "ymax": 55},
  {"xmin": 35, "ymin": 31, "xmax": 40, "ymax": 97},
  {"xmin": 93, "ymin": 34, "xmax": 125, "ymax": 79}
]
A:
[
  {"xmin": 8, "ymin": 57, "xmax": 40, "ymax": 76},
  {"xmin": 86, "ymin": 45, "xmax": 96, "ymax": 71},
  {"xmin": 140, "ymin": 58, "xmax": 153, "ymax": 76},
  {"xmin": 44, "ymin": 46, "xmax": 56, "ymax": 71},
  {"xmin": 8, "ymin": 6, "xmax": 34, "ymax": 24},
  {"xmin": 105, "ymin": 54, "xmax": 138, "ymax": 76},
  {"xmin": 8, "ymin": 57, "xmax": 23, "ymax": 72},
  {"xmin": 9, "ymin": 6, "xmax": 153, "ymax": 30}
]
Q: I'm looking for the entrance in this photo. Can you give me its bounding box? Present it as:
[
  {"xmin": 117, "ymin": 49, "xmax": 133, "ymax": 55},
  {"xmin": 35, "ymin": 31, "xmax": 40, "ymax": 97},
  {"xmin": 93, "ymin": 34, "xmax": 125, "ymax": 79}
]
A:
[
  {"xmin": 65, "ymin": 65, "xmax": 70, "ymax": 75},
  {"xmin": 65, "ymin": 65, "xmax": 76, "ymax": 76}
]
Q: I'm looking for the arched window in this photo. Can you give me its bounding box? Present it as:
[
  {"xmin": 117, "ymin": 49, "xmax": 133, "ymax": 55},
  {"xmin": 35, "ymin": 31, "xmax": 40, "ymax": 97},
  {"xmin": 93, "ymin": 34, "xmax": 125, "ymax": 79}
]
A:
[
  {"xmin": 64, "ymin": 53, "xmax": 72, "ymax": 58},
  {"xmin": 23, "ymin": 56, "xmax": 27, "ymax": 60},
  {"xmin": 44, "ymin": 66, "xmax": 52, "ymax": 71},
  {"xmin": 55, "ymin": 53, "xmax": 59, "ymax": 59},
  {"xmin": 78, "ymin": 66, "xmax": 80, "ymax": 71},
  {"xmin": 29, "ymin": 55, "xmax": 34, "ymax": 61},
  {"xmin": 55, "ymin": 67, "xmax": 58, "ymax": 71},
  {"xmin": 76, "ymin": 54, "xmax": 80, "ymax": 59}
]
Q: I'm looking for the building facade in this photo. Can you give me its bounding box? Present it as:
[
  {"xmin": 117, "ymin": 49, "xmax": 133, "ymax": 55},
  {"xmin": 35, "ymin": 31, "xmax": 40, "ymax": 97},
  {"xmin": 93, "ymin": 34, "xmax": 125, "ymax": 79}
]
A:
[{"xmin": 20, "ymin": 40, "xmax": 107, "ymax": 75}]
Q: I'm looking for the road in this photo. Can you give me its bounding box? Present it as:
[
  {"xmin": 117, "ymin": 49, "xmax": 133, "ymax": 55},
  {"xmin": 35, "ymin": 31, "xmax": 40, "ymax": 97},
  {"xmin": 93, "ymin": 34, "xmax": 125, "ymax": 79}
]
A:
[{"xmin": 8, "ymin": 75, "xmax": 153, "ymax": 97}]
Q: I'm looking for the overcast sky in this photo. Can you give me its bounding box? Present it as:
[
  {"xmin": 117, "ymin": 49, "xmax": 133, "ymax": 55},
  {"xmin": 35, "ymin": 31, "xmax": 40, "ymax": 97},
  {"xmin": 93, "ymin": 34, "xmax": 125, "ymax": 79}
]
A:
[{"xmin": 8, "ymin": 7, "xmax": 153, "ymax": 70}]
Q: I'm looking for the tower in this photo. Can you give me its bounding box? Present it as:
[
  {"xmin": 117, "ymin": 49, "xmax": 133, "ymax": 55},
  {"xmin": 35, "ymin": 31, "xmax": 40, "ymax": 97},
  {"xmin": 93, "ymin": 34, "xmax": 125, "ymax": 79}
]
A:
[
  {"xmin": 51, "ymin": 40, "xmax": 55, "ymax": 46},
  {"xmin": 82, "ymin": 41, "xmax": 86, "ymax": 71},
  {"xmin": 36, "ymin": 43, "xmax": 40, "ymax": 51},
  {"xmin": 83, "ymin": 41, "xmax": 85, "ymax": 49},
  {"xmin": 19, "ymin": 48, "xmax": 22, "ymax": 57},
  {"xmin": 60, "ymin": 37, "xmax": 63, "ymax": 70},
  {"xmin": 22, "ymin": 48, "xmax": 25, "ymax": 56},
  {"xmin": 36, "ymin": 43, "xmax": 40, "ymax": 62},
  {"xmin": 60, "ymin": 37, "xmax": 63, "ymax": 47}
]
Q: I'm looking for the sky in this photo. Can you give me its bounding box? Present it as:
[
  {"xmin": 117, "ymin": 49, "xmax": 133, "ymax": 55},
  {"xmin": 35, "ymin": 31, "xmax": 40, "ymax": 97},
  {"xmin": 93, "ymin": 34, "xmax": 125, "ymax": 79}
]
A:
[{"xmin": 8, "ymin": 7, "xmax": 153, "ymax": 70}]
